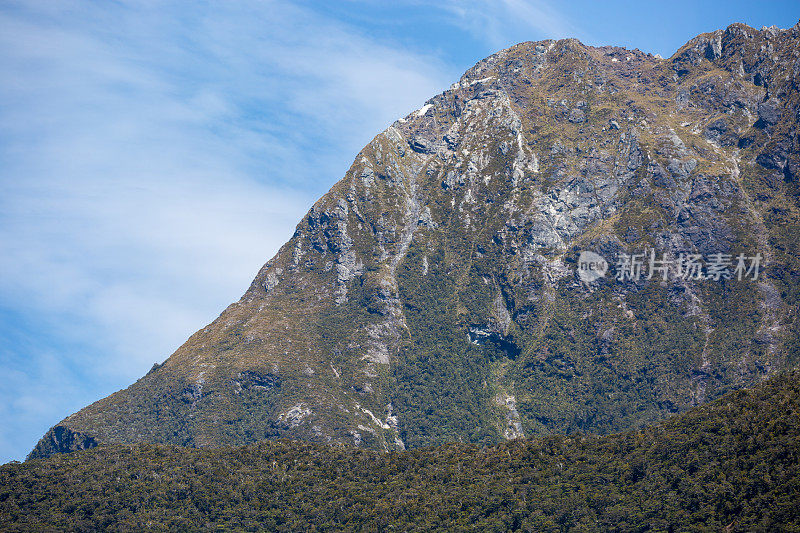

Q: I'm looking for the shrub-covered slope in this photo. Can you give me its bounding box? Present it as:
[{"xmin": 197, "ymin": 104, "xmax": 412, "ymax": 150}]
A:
[
  {"xmin": 30, "ymin": 22, "xmax": 800, "ymax": 458},
  {"xmin": 4, "ymin": 370, "xmax": 800, "ymax": 532}
]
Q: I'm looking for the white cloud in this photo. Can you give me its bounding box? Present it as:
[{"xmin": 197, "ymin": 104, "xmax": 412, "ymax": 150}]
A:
[
  {"xmin": 0, "ymin": 0, "xmax": 453, "ymax": 461},
  {"xmin": 432, "ymin": 0, "xmax": 584, "ymax": 49}
]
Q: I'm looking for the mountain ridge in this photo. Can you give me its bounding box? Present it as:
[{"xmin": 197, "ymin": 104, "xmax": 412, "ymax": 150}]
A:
[{"xmin": 29, "ymin": 21, "xmax": 800, "ymax": 459}]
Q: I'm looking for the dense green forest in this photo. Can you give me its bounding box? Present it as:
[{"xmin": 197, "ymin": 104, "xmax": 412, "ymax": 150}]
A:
[{"xmin": 2, "ymin": 370, "xmax": 799, "ymax": 532}]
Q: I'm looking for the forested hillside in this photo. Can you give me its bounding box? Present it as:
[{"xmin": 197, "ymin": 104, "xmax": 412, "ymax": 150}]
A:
[{"xmin": 4, "ymin": 370, "xmax": 799, "ymax": 531}]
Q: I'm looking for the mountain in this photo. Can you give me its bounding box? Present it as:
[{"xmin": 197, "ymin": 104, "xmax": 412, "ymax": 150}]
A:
[
  {"xmin": 5, "ymin": 370, "xmax": 800, "ymax": 531},
  {"xmin": 29, "ymin": 22, "xmax": 800, "ymax": 459}
]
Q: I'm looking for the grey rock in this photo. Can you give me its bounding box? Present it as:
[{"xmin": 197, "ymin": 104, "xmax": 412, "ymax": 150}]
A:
[
  {"xmin": 409, "ymin": 137, "xmax": 434, "ymax": 154},
  {"xmin": 756, "ymin": 99, "xmax": 781, "ymax": 128},
  {"xmin": 568, "ymin": 108, "xmax": 586, "ymax": 123},
  {"xmin": 444, "ymin": 132, "xmax": 460, "ymax": 150},
  {"xmin": 704, "ymin": 118, "xmax": 728, "ymax": 138},
  {"xmin": 704, "ymin": 34, "xmax": 722, "ymax": 60}
]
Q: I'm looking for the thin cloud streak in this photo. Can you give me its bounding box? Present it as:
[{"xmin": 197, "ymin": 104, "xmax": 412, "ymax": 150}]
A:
[{"xmin": 433, "ymin": 0, "xmax": 586, "ymax": 49}]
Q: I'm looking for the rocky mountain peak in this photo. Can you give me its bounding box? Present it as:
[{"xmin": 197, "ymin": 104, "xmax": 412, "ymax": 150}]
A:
[{"xmin": 29, "ymin": 24, "xmax": 800, "ymax": 459}]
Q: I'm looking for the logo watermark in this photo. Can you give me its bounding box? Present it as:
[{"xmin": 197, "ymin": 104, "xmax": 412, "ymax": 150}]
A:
[
  {"xmin": 577, "ymin": 250, "xmax": 762, "ymax": 282},
  {"xmin": 577, "ymin": 251, "xmax": 609, "ymax": 282}
]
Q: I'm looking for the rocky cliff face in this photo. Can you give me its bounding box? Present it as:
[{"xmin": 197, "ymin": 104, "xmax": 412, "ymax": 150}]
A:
[{"xmin": 30, "ymin": 22, "xmax": 800, "ymax": 458}]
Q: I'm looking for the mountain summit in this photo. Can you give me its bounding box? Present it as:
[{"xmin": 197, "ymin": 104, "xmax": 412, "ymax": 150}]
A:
[{"xmin": 30, "ymin": 23, "xmax": 800, "ymax": 459}]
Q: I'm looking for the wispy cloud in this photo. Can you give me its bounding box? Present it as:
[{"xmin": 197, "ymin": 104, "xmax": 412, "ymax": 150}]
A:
[
  {"xmin": 432, "ymin": 0, "xmax": 585, "ymax": 49},
  {"xmin": 0, "ymin": 0, "xmax": 452, "ymax": 462}
]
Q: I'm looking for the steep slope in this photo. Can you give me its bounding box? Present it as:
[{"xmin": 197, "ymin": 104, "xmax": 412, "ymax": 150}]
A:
[
  {"xmin": 30, "ymin": 22, "xmax": 800, "ymax": 458},
  {"xmin": 6, "ymin": 370, "xmax": 800, "ymax": 531}
]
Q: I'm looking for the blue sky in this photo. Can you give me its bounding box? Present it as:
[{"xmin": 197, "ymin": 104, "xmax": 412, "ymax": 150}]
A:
[{"xmin": 0, "ymin": 0, "xmax": 797, "ymax": 463}]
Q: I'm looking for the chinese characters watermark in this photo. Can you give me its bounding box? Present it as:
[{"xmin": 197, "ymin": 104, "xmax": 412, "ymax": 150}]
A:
[{"xmin": 577, "ymin": 250, "xmax": 762, "ymax": 282}]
